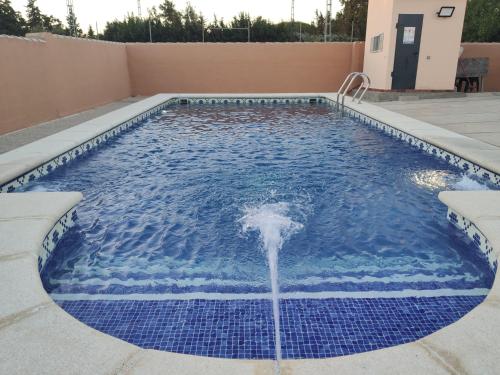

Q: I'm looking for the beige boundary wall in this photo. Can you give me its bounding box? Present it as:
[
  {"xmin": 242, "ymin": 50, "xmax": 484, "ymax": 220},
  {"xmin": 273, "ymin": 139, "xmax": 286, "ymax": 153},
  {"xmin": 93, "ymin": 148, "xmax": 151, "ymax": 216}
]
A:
[
  {"xmin": 126, "ymin": 42, "xmax": 365, "ymax": 95},
  {"xmin": 0, "ymin": 36, "xmax": 364, "ymax": 135},
  {"xmin": 461, "ymin": 43, "xmax": 500, "ymax": 92},
  {"xmin": 0, "ymin": 33, "xmax": 131, "ymax": 136},
  {"xmin": 0, "ymin": 32, "xmax": 499, "ymax": 136}
]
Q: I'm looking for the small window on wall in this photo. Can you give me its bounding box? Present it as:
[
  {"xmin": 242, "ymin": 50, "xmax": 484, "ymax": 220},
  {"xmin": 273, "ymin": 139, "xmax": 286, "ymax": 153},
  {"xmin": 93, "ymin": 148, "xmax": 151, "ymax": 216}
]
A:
[{"xmin": 370, "ymin": 33, "xmax": 384, "ymax": 53}]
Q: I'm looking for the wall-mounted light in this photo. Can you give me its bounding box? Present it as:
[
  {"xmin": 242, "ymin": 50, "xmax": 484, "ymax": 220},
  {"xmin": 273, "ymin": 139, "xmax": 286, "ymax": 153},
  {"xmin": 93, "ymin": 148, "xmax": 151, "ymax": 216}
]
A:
[{"xmin": 437, "ymin": 6, "xmax": 455, "ymax": 17}]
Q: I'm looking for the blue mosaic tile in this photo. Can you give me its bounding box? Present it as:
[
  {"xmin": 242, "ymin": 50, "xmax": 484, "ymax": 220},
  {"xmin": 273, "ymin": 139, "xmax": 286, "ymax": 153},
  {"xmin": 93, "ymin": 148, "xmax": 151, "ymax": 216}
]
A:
[
  {"xmin": 447, "ymin": 208, "xmax": 498, "ymax": 271},
  {"xmin": 39, "ymin": 207, "xmax": 78, "ymax": 273},
  {"xmin": 58, "ymin": 296, "xmax": 485, "ymax": 360}
]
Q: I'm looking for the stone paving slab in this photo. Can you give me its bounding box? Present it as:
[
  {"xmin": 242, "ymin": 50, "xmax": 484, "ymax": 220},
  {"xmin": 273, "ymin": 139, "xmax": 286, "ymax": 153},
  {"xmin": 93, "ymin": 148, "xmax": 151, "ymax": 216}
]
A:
[
  {"xmin": 0, "ymin": 97, "xmax": 144, "ymax": 154},
  {"xmin": 0, "ymin": 192, "xmax": 82, "ymax": 220},
  {"xmin": 465, "ymin": 133, "xmax": 500, "ymax": 148},
  {"xmin": 420, "ymin": 301, "xmax": 500, "ymax": 375},
  {"xmin": 120, "ymin": 350, "xmax": 275, "ymax": 375},
  {"xmin": 282, "ymin": 343, "xmax": 455, "ymax": 375},
  {"xmin": 378, "ymin": 95, "xmax": 500, "ymax": 147},
  {"xmin": 0, "ymin": 218, "xmax": 61, "ymax": 258},
  {"xmin": 0, "ymin": 304, "xmax": 138, "ymax": 375},
  {"xmin": 0, "ymin": 255, "xmax": 50, "ymax": 320},
  {"xmin": 440, "ymin": 123, "xmax": 500, "ymax": 134},
  {"xmin": 0, "ymin": 192, "xmax": 83, "ymax": 259}
]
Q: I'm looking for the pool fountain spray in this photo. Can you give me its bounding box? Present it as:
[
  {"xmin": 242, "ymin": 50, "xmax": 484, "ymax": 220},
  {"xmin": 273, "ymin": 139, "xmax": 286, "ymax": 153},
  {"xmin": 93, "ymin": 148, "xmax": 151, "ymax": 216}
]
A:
[{"xmin": 241, "ymin": 202, "xmax": 303, "ymax": 372}]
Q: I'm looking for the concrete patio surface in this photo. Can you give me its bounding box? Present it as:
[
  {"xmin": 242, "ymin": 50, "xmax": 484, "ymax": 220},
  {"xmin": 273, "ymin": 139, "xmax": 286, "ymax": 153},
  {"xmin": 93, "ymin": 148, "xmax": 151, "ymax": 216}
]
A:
[
  {"xmin": 377, "ymin": 94, "xmax": 500, "ymax": 147},
  {"xmin": 0, "ymin": 97, "xmax": 145, "ymax": 155}
]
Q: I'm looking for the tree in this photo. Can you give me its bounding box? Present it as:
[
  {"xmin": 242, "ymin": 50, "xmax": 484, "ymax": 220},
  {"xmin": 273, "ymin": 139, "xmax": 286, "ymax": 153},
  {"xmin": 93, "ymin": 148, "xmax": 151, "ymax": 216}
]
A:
[
  {"xmin": 333, "ymin": 0, "xmax": 368, "ymax": 41},
  {"xmin": 251, "ymin": 16, "xmax": 280, "ymax": 42},
  {"xmin": 25, "ymin": 0, "xmax": 65, "ymax": 35},
  {"xmin": 313, "ymin": 10, "xmax": 326, "ymax": 38},
  {"xmin": 87, "ymin": 25, "xmax": 95, "ymax": 39},
  {"xmin": 26, "ymin": 0, "xmax": 43, "ymax": 31},
  {"xmin": 98, "ymin": 1, "xmax": 368, "ymax": 43},
  {"xmin": 103, "ymin": 15, "xmax": 150, "ymax": 42},
  {"xmin": 310, "ymin": 10, "xmax": 350, "ymax": 41},
  {"xmin": 66, "ymin": 4, "xmax": 82, "ymax": 36},
  {"xmin": 159, "ymin": 0, "xmax": 183, "ymax": 41},
  {"xmin": 462, "ymin": 0, "xmax": 500, "ymax": 42},
  {"xmin": 41, "ymin": 15, "xmax": 65, "ymax": 34},
  {"xmin": 182, "ymin": 4, "xmax": 202, "ymax": 42},
  {"xmin": 0, "ymin": 0, "xmax": 25, "ymax": 36},
  {"xmin": 229, "ymin": 12, "xmax": 251, "ymax": 42},
  {"xmin": 147, "ymin": 7, "xmax": 165, "ymax": 43},
  {"xmin": 293, "ymin": 21, "xmax": 321, "ymax": 42}
]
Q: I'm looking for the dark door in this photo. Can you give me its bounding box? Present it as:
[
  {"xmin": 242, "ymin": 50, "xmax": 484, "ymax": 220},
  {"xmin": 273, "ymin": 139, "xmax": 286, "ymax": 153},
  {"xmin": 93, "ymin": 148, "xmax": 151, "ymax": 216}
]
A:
[{"xmin": 392, "ymin": 14, "xmax": 423, "ymax": 90}]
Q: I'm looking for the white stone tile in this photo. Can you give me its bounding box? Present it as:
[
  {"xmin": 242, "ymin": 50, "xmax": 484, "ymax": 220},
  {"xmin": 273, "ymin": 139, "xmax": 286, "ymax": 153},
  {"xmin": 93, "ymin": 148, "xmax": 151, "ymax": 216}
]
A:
[
  {"xmin": 465, "ymin": 133, "xmax": 500, "ymax": 148},
  {"xmin": 283, "ymin": 343, "xmax": 452, "ymax": 375},
  {"xmin": 0, "ymin": 255, "xmax": 51, "ymax": 320},
  {"xmin": 0, "ymin": 305, "xmax": 138, "ymax": 375},
  {"xmin": 438, "ymin": 191, "xmax": 500, "ymax": 221},
  {"xmin": 0, "ymin": 192, "xmax": 82, "ymax": 220},
  {"xmin": 438, "ymin": 122, "xmax": 500, "ymax": 134},
  {"xmin": 419, "ymin": 302, "xmax": 500, "ymax": 375},
  {"xmin": 126, "ymin": 350, "xmax": 275, "ymax": 375},
  {"xmin": 1, "ymin": 140, "xmax": 80, "ymax": 162},
  {"xmin": 0, "ymin": 160, "xmax": 39, "ymax": 185},
  {"xmin": 0, "ymin": 218, "xmax": 55, "ymax": 258},
  {"xmin": 418, "ymin": 135, "xmax": 499, "ymax": 152}
]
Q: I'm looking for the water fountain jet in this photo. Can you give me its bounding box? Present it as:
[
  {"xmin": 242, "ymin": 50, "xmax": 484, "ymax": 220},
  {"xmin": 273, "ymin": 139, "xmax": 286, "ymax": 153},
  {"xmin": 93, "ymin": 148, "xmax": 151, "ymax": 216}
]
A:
[{"xmin": 240, "ymin": 202, "xmax": 303, "ymax": 368}]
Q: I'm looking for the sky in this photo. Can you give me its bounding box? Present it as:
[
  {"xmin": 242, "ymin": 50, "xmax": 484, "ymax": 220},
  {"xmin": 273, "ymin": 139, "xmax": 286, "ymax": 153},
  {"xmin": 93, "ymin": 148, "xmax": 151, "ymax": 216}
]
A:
[{"xmin": 10, "ymin": 0, "xmax": 342, "ymax": 33}]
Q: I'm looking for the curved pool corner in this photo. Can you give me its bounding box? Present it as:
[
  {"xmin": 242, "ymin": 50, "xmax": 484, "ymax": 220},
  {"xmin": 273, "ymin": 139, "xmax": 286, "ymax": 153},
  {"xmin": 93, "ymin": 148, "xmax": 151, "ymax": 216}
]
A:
[
  {"xmin": 0, "ymin": 190, "xmax": 499, "ymax": 374},
  {"xmin": 0, "ymin": 191, "xmax": 276, "ymax": 375}
]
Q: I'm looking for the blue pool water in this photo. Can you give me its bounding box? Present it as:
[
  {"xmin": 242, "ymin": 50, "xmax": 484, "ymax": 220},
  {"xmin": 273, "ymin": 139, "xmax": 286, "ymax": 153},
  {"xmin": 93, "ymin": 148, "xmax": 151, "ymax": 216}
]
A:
[{"xmin": 25, "ymin": 103, "xmax": 495, "ymax": 359}]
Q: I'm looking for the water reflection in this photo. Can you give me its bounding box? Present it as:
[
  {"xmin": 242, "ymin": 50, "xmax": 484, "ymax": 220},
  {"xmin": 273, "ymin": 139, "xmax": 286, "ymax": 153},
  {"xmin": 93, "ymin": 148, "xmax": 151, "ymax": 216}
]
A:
[{"xmin": 412, "ymin": 170, "xmax": 450, "ymax": 190}]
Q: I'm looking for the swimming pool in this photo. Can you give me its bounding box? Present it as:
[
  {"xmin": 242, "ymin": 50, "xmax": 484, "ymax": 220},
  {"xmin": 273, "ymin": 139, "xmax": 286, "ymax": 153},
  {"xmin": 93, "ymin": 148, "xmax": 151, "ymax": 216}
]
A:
[{"xmin": 21, "ymin": 101, "xmax": 496, "ymax": 360}]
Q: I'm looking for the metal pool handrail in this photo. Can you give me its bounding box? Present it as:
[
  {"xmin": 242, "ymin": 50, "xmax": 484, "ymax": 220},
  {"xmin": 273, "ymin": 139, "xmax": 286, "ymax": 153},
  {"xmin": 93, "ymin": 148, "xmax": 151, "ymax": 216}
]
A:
[
  {"xmin": 336, "ymin": 72, "xmax": 371, "ymax": 116},
  {"xmin": 336, "ymin": 72, "xmax": 358, "ymax": 111}
]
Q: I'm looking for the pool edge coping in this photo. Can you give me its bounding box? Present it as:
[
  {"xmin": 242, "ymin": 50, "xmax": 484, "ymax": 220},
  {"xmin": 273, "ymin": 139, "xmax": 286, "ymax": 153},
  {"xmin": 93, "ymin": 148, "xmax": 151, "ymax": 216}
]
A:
[{"xmin": 0, "ymin": 93, "xmax": 499, "ymax": 375}]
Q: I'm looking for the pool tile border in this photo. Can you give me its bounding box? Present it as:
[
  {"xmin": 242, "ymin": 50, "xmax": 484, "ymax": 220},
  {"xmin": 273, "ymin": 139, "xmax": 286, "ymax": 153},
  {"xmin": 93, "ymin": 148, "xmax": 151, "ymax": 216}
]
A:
[
  {"xmin": 38, "ymin": 207, "xmax": 78, "ymax": 273},
  {"xmin": 2, "ymin": 95, "xmax": 500, "ymax": 195},
  {"xmin": 446, "ymin": 208, "xmax": 498, "ymax": 271},
  {"xmin": 332, "ymin": 101, "xmax": 500, "ymax": 186},
  {"xmin": 0, "ymin": 96, "xmax": 326, "ymax": 193},
  {"xmin": 0, "ymin": 98, "xmax": 175, "ymax": 193}
]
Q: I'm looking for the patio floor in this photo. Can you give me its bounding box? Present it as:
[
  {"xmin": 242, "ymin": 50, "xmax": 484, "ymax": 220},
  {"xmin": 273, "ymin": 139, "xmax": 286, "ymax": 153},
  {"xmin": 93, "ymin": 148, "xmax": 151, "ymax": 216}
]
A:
[
  {"xmin": 376, "ymin": 94, "xmax": 500, "ymax": 147},
  {"xmin": 0, "ymin": 97, "xmax": 144, "ymax": 154}
]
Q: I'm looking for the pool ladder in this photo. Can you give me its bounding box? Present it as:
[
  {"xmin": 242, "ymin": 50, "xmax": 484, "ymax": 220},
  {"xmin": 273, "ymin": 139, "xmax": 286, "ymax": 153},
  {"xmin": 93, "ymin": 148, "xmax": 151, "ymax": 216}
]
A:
[{"xmin": 336, "ymin": 72, "xmax": 371, "ymax": 116}]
